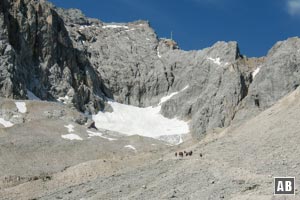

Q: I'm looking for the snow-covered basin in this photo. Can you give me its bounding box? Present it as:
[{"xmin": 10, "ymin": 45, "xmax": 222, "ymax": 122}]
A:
[{"xmin": 93, "ymin": 86, "xmax": 190, "ymax": 144}]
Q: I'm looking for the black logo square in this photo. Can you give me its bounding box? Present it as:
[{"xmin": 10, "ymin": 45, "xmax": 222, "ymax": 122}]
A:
[{"xmin": 274, "ymin": 177, "xmax": 295, "ymax": 195}]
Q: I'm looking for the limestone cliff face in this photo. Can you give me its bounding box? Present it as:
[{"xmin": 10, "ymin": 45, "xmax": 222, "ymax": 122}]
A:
[
  {"xmin": 233, "ymin": 37, "xmax": 300, "ymax": 124},
  {"xmin": 0, "ymin": 0, "xmax": 107, "ymax": 113},
  {"xmin": 2, "ymin": 0, "xmax": 300, "ymax": 138},
  {"xmin": 158, "ymin": 42, "xmax": 251, "ymax": 137}
]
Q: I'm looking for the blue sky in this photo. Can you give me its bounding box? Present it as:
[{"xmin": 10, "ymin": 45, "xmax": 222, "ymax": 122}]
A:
[{"xmin": 49, "ymin": 0, "xmax": 300, "ymax": 57}]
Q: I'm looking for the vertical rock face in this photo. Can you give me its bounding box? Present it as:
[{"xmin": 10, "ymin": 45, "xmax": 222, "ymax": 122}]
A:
[
  {"xmin": 2, "ymin": 0, "xmax": 300, "ymax": 138},
  {"xmin": 0, "ymin": 0, "xmax": 107, "ymax": 113},
  {"xmin": 158, "ymin": 41, "xmax": 252, "ymax": 137},
  {"xmin": 233, "ymin": 37, "xmax": 300, "ymax": 124},
  {"xmin": 0, "ymin": 0, "xmax": 19, "ymax": 98},
  {"xmin": 64, "ymin": 17, "xmax": 172, "ymax": 107}
]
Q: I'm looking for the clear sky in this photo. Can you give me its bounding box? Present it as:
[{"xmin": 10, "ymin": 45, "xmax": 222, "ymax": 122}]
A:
[{"xmin": 49, "ymin": 0, "xmax": 300, "ymax": 57}]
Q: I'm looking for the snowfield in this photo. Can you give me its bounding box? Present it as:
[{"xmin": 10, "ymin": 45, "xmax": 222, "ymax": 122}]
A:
[
  {"xmin": 57, "ymin": 96, "xmax": 70, "ymax": 104},
  {"xmin": 87, "ymin": 130, "xmax": 117, "ymax": 141},
  {"xmin": 64, "ymin": 124, "xmax": 75, "ymax": 133},
  {"xmin": 207, "ymin": 57, "xmax": 229, "ymax": 66},
  {"xmin": 208, "ymin": 57, "xmax": 222, "ymax": 65},
  {"xmin": 61, "ymin": 134, "xmax": 83, "ymax": 141},
  {"xmin": 102, "ymin": 24, "xmax": 129, "ymax": 29},
  {"xmin": 15, "ymin": 102, "xmax": 27, "ymax": 113},
  {"xmin": 252, "ymin": 66, "xmax": 261, "ymax": 78},
  {"xmin": 124, "ymin": 145, "xmax": 137, "ymax": 151},
  {"xmin": 0, "ymin": 118, "xmax": 14, "ymax": 128},
  {"xmin": 93, "ymin": 86, "xmax": 190, "ymax": 144},
  {"xmin": 157, "ymin": 47, "xmax": 162, "ymax": 58},
  {"xmin": 159, "ymin": 85, "xmax": 189, "ymax": 105}
]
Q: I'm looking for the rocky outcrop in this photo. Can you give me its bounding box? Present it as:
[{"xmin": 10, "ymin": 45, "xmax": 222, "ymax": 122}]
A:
[
  {"xmin": 158, "ymin": 42, "xmax": 252, "ymax": 137},
  {"xmin": 233, "ymin": 37, "xmax": 300, "ymax": 124},
  {"xmin": 64, "ymin": 18, "xmax": 171, "ymax": 107},
  {"xmin": 0, "ymin": 0, "xmax": 107, "ymax": 113}
]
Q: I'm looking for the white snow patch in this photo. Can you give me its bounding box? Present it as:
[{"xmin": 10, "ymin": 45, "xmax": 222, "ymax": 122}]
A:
[
  {"xmin": 178, "ymin": 135, "xmax": 183, "ymax": 144},
  {"xmin": 207, "ymin": 57, "xmax": 230, "ymax": 66},
  {"xmin": 92, "ymin": 86, "xmax": 190, "ymax": 143},
  {"xmin": 61, "ymin": 134, "xmax": 83, "ymax": 141},
  {"xmin": 64, "ymin": 124, "xmax": 75, "ymax": 133},
  {"xmin": 207, "ymin": 57, "xmax": 222, "ymax": 65},
  {"xmin": 157, "ymin": 47, "xmax": 162, "ymax": 58},
  {"xmin": 79, "ymin": 25, "xmax": 94, "ymax": 30},
  {"xmin": 159, "ymin": 92, "xmax": 178, "ymax": 105},
  {"xmin": 124, "ymin": 145, "xmax": 137, "ymax": 151},
  {"xmin": 252, "ymin": 66, "xmax": 261, "ymax": 78},
  {"xmin": 125, "ymin": 28, "xmax": 135, "ymax": 32},
  {"xmin": 102, "ymin": 24, "xmax": 128, "ymax": 29},
  {"xmin": 0, "ymin": 118, "xmax": 14, "ymax": 128},
  {"xmin": 87, "ymin": 130, "xmax": 117, "ymax": 141},
  {"xmin": 159, "ymin": 85, "xmax": 189, "ymax": 105},
  {"xmin": 146, "ymin": 38, "xmax": 151, "ymax": 41},
  {"xmin": 15, "ymin": 102, "xmax": 27, "ymax": 113},
  {"xmin": 57, "ymin": 96, "xmax": 70, "ymax": 104},
  {"xmin": 27, "ymin": 90, "xmax": 40, "ymax": 100}
]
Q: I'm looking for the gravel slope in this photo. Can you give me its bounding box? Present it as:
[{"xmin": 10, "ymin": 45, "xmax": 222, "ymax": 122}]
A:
[{"xmin": 2, "ymin": 88, "xmax": 300, "ymax": 199}]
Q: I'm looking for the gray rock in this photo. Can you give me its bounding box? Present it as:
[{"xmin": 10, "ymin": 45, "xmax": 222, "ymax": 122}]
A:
[
  {"xmin": 233, "ymin": 37, "xmax": 300, "ymax": 124},
  {"xmin": 158, "ymin": 41, "xmax": 251, "ymax": 137},
  {"xmin": 0, "ymin": 0, "xmax": 107, "ymax": 114}
]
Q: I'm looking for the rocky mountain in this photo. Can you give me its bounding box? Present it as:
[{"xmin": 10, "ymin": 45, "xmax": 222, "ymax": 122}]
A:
[
  {"xmin": 2, "ymin": 0, "xmax": 300, "ymax": 199},
  {"xmin": 1, "ymin": 0, "xmax": 300, "ymax": 139}
]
